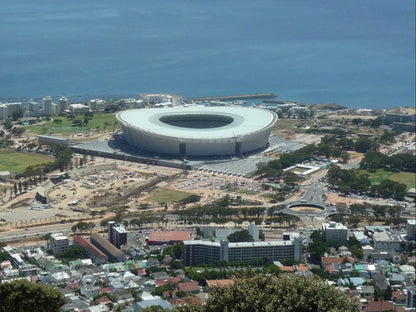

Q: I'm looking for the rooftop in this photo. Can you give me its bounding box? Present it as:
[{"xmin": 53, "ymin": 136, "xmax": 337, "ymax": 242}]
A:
[
  {"xmin": 148, "ymin": 231, "xmax": 192, "ymax": 243},
  {"xmin": 73, "ymin": 236, "xmax": 108, "ymax": 260},
  {"xmin": 90, "ymin": 233, "xmax": 125, "ymax": 258},
  {"xmin": 116, "ymin": 106, "xmax": 277, "ymax": 140}
]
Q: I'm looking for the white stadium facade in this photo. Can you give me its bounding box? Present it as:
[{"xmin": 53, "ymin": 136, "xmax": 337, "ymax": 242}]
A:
[{"xmin": 116, "ymin": 106, "xmax": 277, "ymax": 157}]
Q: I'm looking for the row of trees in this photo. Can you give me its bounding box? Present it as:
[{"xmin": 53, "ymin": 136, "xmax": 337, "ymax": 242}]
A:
[
  {"xmin": 349, "ymin": 203, "xmax": 404, "ymax": 219},
  {"xmin": 71, "ymin": 221, "xmax": 95, "ymax": 234}
]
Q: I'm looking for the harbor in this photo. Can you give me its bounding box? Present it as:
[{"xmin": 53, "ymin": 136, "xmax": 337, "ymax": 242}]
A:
[{"xmin": 184, "ymin": 92, "xmax": 277, "ymax": 102}]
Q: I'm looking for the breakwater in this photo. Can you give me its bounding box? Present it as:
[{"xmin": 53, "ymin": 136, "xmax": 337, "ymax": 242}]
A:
[{"xmin": 184, "ymin": 93, "xmax": 277, "ymax": 102}]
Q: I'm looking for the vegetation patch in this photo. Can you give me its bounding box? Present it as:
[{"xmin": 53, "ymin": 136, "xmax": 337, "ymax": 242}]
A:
[
  {"xmin": 0, "ymin": 148, "xmax": 54, "ymax": 172},
  {"xmin": 360, "ymin": 169, "xmax": 415, "ymax": 190},
  {"xmin": 389, "ymin": 172, "xmax": 416, "ymax": 190},
  {"xmin": 147, "ymin": 188, "xmax": 196, "ymax": 204},
  {"xmin": 27, "ymin": 112, "xmax": 119, "ymax": 134}
]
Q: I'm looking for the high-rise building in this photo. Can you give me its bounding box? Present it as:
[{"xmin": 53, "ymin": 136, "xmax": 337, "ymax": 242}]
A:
[
  {"xmin": 108, "ymin": 221, "xmax": 127, "ymax": 249},
  {"xmin": 59, "ymin": 97, "xmax": 68, "ymax": 114},
  {"xmin": 407, "ymin": 219, "xmax": 416, "ymax": 241},
  {"xmin": 27, "ymin": 99, "xmax": 41, "ymax": 117},
  {"xmin": 4, "ymin": 102, "xmax": 22, "ymax": 118},
  {"xmin": 49, "ymin": 233, "xmax": 69, "ymax": 255},
  {"xmin": 248, "ymin": 223, "xmax": 259, "ymax": 241},
  {"xmin": 322, "ymin": 222, "xmax": 348, "ymax": 245},
  {"xmin": 42, "ymin": 96, "xmax": 53, "ymax": 115},
  {"xmin": 407, "ymin": 286, "xmax": 416, "ymax": 309},
  {"xmin": 0, "ymin": 105, "xmax": 7, "ymax": 121}
]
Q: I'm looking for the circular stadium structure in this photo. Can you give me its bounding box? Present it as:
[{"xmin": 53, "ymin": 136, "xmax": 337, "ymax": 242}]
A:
[{"xmin": 116, "ymin": 107, "xmax": 277, "ymax": 156}]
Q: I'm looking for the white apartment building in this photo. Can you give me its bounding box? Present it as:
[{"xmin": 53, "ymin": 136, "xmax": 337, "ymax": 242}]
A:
[
  {"xmin": 27, "ymin": 99, "xmax": 41, "ymax": 117},
  {"xmin": 89, "ymin": 99, "xmax": 106, "ymax": 112},
  {"xmin": 70, "ymin": 103, "xmax": 90, "ymax": 114},
  {"xmin": 372, "ymin": 231, "xmax": 401, "ymax": 251},
  {"xmin": 59, "ymin": 97, "xmax": 69, "ymax": 113},
  {"xmin": 43, "ymin": 96, "xmax": 53, "ymax": 115},
  {"xmin": 0, "ymin": 105, "xmax": 8, "ymax": 121},
  {"xmin": 322, "ymin": 222, "xmax": 348, "ymax": 245},
  {"xmin": 4, "ymin": 102, "xmax": 22, "ymax": 118}
]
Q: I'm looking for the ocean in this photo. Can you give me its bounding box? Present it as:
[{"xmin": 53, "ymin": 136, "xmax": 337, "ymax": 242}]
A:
[{"xmin": 0, "ymin": 0, "xmax": 414, "ymax": 109}]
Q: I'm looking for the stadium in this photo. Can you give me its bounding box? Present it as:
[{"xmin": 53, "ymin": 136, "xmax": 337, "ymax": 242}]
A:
[{"xmin": 116, "ymin": 106, "xmax": 277, "ymax": 157}]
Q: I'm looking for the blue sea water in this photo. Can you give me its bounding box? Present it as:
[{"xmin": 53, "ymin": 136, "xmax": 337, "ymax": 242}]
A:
[{"xmin": 0, "ymin": 0, "xmax": 414, "ymax": 109}]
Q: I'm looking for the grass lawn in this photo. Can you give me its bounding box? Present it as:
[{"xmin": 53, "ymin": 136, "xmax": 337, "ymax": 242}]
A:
[
  {"xmin": 0, "ymin": 148, "xmax": 54, "ymax": 172},
  {"xmin": 360, "ymin": 169, "xmax": 415, "ymax": 190},
  {"xmin": 146, "ymin": 188, "xmax": 196, "ymax": 204},
  {"xmin": 27, "ymin": 113, "xmax": 120, "ymax": 135},
  {"xmin": 274, "ymin": 119, "xmax": 297, "ymax": 131},
  {"xmin": 289, "ymin": 166, "xmax": 309, "ymax": 173}
]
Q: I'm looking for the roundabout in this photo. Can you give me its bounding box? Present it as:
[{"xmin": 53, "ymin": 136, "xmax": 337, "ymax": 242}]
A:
[
  {"xmin": 283, "ymin": 201, "xmax": 337, "ymax": 218},
  {"xmin": 288, "ymin": 203, "xmax": 325, "ymax": 213}
]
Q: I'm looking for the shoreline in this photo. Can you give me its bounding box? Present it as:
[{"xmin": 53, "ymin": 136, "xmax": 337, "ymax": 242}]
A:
[{"xmin": 0, "ymin": 92, "xmax": 412, "ymax": 111}]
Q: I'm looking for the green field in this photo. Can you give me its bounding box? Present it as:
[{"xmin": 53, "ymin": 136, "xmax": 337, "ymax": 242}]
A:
[
  {"xmin": 0, "ymin": 149, "xmax": 55, "ymax": 173},
  {"xmin": 146, "ymin": 188, "xmax": 196, "ymax": 204},
  {"xmin": 360, "ymin": 169, "xmax": 415, "ymax": 190},
  {"xmin": 27, "ymin": 113, "xmax": 120, "ymax": 134},
  {"xmin": 289, "ymin": 166, "xmax": 309, "ymax": 173}
]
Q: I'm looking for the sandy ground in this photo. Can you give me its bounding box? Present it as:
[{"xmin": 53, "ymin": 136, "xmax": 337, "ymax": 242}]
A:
[
  {"xmin": 0, "ymin": 155, "xmax": 273, "ymax": 232},
  {"xmin": 292, "ymin": 133, "xmax": 324, "ymax": 145},
  {"xmin": 325, "ymin": 192, "xmax": 358, "ymax": 207}
]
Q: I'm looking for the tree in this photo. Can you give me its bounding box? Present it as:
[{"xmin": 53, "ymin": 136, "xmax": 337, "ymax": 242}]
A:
[
  {"xmin": 355, "ymin": 137, "xmax": 378, "ymax": 153},
  {"xmin": 227, "ymin": 230, "xmax": 254, "ymax": 242},
  {"xmin": 2, "ymin": 118, "xmax": 13, "ymax": 130},
  {"xmin": 11, "ymin": 108, "xmax": 25, "ymax": 120},
  {"xmin": 0, "ymin": 279, "xmax": 67, "ymax": 312},
  {"xmin": 12, "ymin": 127, "xmax": 25, "ymax": 137},
  {"xmin": 174, "ymin": 274, "xmax": 359, "ymax": 312}
]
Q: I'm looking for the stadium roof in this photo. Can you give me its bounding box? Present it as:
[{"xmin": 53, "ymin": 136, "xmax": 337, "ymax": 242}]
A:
[{"xmin": 116, "ymin": 106, "xmax": 276, "ymax": 140}]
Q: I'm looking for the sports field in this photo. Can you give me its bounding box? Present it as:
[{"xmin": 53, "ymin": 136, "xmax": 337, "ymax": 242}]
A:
[
  {"xmin": 360, "ymin": 169, "xmax": 415, "ymax": 190},
  {"xmin": 146, "ymin": 188, "xmax": 195, "ymax": 204},
  {"xmin": 0, "ymin": 148, "xmax": 54, "ymax": 172},
  {"xmin": 27, "ymin": 113, "xmax": 120, "ymax": 134}
]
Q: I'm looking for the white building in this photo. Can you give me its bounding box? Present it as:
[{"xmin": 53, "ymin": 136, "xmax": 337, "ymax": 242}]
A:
[
  {"xmin": 372, "ymin": 231, "xmax": 401, "ymax": 251},
  {"xmin": 27, "ymin": 99, "xmax": 41, "ymax": 117},
  {"xmin": 288, "ymin": 106, "xmax": 311, "ymax": 116},
  {"xmin": 42, "ymin": 96, "xmax": 53, "ymax": 115},
  {"xmin": 140, "ymin": 94, "xmax": 182, "ymax": 106},
  {"xmin": 121, "ymin": 98, "xmax": 145, "ymax": 108},
  {"xmin": 183, "ymin": 238, "xmax": 302, "ymax": 266},
  {"xmin": 3, "ymin": 102, "xmax": 22, "ymax": 118},
  {"xmin": 49, "ymin": 233, "xmax": 69, "ymax": 255},
  {"xmin": 69, "ymin": 103, "xmax": 90, "ymax": 114},
  {"xmin": 89, "ymin": 99, "xmax": 106, "ymax": 112},
  {"xmin": 59, "ymin": 97, "xmax": 69, "ymax": 113},
  {"xmin": 322, "ymin": 222, "xmax": 348, "ymax": 245},
  {"xmin": 407, "ymin": 219, "xmax": 416, "ymax": 241},
  {"xmin": 0, "ymin": 104, "xmax": 7, "ymax": 121},
  {"xmin": 248, "ymin": 223, "xmax": 259, "ymax": 241}
]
